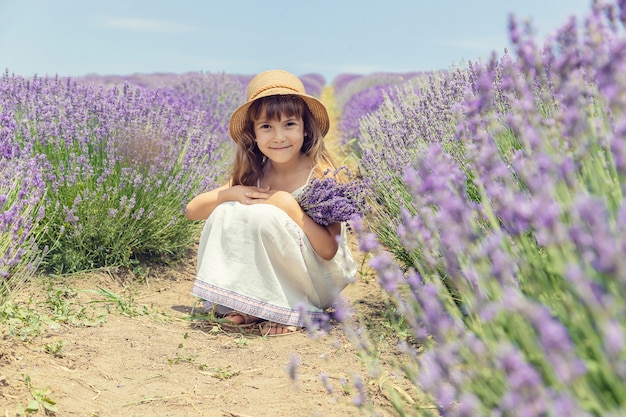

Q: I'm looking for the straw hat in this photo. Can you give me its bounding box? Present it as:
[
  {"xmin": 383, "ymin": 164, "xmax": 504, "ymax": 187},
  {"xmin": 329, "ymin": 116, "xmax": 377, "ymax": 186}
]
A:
[{"xmin": 229, "ymin": 70, "xmax": 329, "ymax": 143}]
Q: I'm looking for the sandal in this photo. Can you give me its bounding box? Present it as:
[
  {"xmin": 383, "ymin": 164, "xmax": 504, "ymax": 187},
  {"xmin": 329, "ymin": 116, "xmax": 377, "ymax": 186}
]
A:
[
  {"xmin": 259, "ymin": 321, "xmax": 303, "ymax": 337},
  {"xmin": 223, "ymin": 311, "xmax": 262, "ymax": 325},
  {"xmin": 212, "ymin": 311, "xmax": 264, "ymax": 334}
]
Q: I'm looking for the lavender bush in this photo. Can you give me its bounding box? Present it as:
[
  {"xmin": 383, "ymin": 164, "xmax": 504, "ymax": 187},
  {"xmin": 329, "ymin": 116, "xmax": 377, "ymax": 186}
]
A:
[
  {"xmin": 337, "ymin": 1, "xmax": 626, "ymax": 415},
  {"xmin": 76, "ymin": 72, "xmax": 187, "ymax": 90},
  {"xmin": 158, "ymin": 72, "xmax": 250, "ymax": 144},
  {"xmin": 358, "ymin": 68, "xmax": 473, "ymax": 273},
  {"xmin": 299, "ymin": 73, "xmax": 326, "ymax": 98},
  {"xmin": 332, "ymin": 73, "xmax": 364, "ymax": 97},
  {"xmin": 0, "ymin": 151, "xmax": 45, "ymax": 304},
  {"xmin": 1, "ymin": 71, "xmax": 244, "ymax": 274},
  {"xmin": 335, "ymin": 72, "xmax": 431, "ymax": 158},
  {"xmin": 338, "ymin": 84, "xmax": 401, "ymax": 150},
  {"xmin": 334, "ymin": 72, "xmax": 422, "ymax": 111},
  {"xmin": 79, "ymin": 71, "xmax": 249, "ymax": 145}
]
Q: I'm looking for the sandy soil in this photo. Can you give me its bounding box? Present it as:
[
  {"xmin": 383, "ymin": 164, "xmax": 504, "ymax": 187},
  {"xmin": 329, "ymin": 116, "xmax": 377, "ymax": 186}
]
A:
[{"xmin": 0, "ymin": 239, "xmax": 417, "ymax": 417}]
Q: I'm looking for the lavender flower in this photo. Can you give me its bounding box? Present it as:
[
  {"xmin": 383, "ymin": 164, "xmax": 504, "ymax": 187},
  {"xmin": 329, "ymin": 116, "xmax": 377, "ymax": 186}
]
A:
[
  {"xmin": 287, "ymin": 353, "xmax": 300, "ymax": 381},
  {"xmin": 319, "ymin": 372, "xmax": 334, "ymax": 394},
  {"xmin": 0, "ymin": 155, "xmax": 45, "ymax": 302},
  {"xmin": 296, "ymin": 167, "xmax": 367, "ymax": 227}
]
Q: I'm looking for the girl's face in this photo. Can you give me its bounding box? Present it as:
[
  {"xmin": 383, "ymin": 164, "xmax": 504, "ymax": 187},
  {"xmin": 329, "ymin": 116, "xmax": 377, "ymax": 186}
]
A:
[{"xmin": 253, "ymin": 111, "xmax": 305, "ymax": 164}]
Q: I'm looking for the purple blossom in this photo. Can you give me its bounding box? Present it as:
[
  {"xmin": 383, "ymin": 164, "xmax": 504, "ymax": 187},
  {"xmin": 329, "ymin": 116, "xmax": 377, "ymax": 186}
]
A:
[
  {"xmin": 0, "ymin": 155, "xmax": 45, "ymax": 296},
  {"xmin": 328, "ymin": 294, "xmax": 353, "ymax": 323},
  {"xmin": 368, "ymin": 251, "xmax": 404, "ymax": 293},
  {"xmin": 498, "ymin": 345, "xmax": 543, "ymax": 399},
  {"xmin": 602, "ymin": 319, "xmax": 625, "ymax": 359},
  {"xmin": 350, "ymin": 374, "xmax": 368, "ymax": 408},
  {"xmin": 296, "ymin": 167, "xmax": 368, "ymax": 227},
  {"xmin": 319, "ymin": 372, "xmax": 334, "ymax": 394},
  {"xmin": 287, "ymin": 353, "xmax": 300, "ymax": 381}
]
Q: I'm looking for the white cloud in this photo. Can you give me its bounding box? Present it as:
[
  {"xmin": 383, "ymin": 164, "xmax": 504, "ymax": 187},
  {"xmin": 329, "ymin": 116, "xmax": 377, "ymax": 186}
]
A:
[{"xmin": 98, "ymin": 16, "xmax": 195, "ymax": 33}]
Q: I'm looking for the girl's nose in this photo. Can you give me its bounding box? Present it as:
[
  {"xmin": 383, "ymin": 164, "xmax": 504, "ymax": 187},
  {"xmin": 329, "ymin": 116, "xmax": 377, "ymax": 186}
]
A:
[{"xmin": 274, "ymin": 127, "xmax": 286, "ymax": 140}]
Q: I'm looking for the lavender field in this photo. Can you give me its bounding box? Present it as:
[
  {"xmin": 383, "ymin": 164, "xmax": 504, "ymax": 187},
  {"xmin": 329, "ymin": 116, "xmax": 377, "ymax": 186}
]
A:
[
  {"xmin": 2, "ymin": 0, "xmax": 626, "ymax": 415},
  {"xmin": 332, "ymin": 1, "xmax": 626, "ymax": 415}
]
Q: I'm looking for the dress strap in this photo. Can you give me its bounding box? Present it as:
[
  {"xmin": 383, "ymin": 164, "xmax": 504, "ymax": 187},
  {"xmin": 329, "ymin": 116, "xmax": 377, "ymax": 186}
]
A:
[
  {"xmin": 305, "ymin": 165, "xmax": 317, "ymax": 184},
  {"xmin": 290, "ymin": 165, "xmax": 318, "ymax": 198}
]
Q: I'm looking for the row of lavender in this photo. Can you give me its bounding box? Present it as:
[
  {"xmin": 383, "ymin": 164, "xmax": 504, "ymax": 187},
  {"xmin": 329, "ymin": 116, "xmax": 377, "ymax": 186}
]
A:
[
  {"xmin": 339, "ymin": 1, "xmax": 626, "ymax": 415},
  {"xmin": 0, "ymin": 71, "xmax": 249, "ymax": 301},
  {"xmin": 334, "ymin": 71, "xmax": 423, "ymax": 152},
  {"xmin": 77, "ymin": 71, "xmax": 326, "ymax": 99}
]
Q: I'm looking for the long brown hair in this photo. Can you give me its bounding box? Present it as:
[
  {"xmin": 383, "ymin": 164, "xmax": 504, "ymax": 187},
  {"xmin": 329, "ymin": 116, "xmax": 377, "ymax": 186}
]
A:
[{"xmin": 230, "ymin": 95, "xmax": 337, "ymax": 186}]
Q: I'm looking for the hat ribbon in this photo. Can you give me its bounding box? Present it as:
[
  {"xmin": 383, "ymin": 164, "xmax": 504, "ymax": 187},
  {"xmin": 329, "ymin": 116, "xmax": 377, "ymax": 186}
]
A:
[{"xmin": 249, "ymin": 83, "xmax": 301, "ymax": 101}]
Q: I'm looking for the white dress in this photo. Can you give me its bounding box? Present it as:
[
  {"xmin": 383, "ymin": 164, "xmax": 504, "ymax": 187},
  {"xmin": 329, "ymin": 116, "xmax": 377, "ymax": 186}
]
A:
[{"xmin": 191, "ymin": 169, "xmax": 357, "ymax": 327}]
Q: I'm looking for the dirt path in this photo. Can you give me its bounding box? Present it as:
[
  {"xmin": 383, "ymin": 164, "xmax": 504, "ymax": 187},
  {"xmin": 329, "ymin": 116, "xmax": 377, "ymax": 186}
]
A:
[{"xmin": 1, "ymin": 244, "xmax": 399, "ymax": 417}]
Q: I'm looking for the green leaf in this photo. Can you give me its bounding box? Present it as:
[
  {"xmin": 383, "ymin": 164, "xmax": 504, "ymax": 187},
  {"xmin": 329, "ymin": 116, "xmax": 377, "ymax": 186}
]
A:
[
  {"xmin": 25, "ymin": 399, "xmax": 39, "ymax": 412},
  {"xmin": 42, "ymin": 395, "xmax": 57, "ymax": 405},
  {"xmin": 43, "ymin": 401, "xmax": 59, "ymax": 413}
]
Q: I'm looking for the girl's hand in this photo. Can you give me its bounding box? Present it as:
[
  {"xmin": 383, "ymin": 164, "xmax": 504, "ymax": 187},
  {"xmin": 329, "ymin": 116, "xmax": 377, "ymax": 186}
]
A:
[
  {"xmin": 241, "ymin": 185, "xmax": 272, "ymax": 204},
  {"xmin": 185, "ymin": 184, "xmax": 271, "ymax": 221}
]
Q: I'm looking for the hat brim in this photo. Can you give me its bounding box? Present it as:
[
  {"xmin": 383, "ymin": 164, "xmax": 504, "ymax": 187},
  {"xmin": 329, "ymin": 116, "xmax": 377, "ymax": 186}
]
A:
[{"xmin": 229, "ymin": 88, "xmax": 329, "ymax": 143}]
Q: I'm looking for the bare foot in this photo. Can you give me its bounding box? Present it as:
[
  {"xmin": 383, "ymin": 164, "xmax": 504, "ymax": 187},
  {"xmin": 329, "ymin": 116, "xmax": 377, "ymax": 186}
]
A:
[{"xmin": 260, "ymin": 321, "xmax": 302, "ymax": 336}]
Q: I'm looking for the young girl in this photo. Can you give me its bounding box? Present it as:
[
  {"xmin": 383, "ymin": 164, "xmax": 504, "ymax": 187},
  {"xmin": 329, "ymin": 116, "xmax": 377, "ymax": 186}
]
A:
[{"xmin": 185, "ymin": 70, "xmax": 357, "ymax": 335}]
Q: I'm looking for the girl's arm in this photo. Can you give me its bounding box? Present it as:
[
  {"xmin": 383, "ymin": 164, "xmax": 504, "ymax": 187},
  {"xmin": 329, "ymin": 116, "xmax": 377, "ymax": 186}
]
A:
[{"xmin": 185, "ymin": 183, "xmax": 270, "ymax": 220}]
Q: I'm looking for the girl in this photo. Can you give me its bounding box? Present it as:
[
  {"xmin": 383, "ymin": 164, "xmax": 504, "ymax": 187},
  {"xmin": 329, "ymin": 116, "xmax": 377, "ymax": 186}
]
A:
[{"xmin": 185, "ymin": 70, "xmax": 357, "ymax": 335}]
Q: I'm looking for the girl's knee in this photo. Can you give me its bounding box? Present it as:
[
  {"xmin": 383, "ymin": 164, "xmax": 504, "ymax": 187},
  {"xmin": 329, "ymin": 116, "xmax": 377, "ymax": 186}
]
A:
[
  {"xmin": 266, "ymin": 191, "xmax": 301, "ymax": 222},
  {"xmin": 267, "ymin": 191, "xmax": 297, "ymax": 210}
]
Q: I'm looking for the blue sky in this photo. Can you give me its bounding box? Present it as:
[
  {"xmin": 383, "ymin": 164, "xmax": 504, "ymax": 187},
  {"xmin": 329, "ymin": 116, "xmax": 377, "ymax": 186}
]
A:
[{"xmin": 0, "ymin": 0, "xmax": 593, "ymax": 84}]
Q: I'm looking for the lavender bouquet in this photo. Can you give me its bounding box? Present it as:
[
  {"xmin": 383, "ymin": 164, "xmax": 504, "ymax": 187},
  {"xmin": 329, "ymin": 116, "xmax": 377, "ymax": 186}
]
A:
[{"xmin": 296, "ymin": 167, "xmax": 368, "ymax": 227}]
